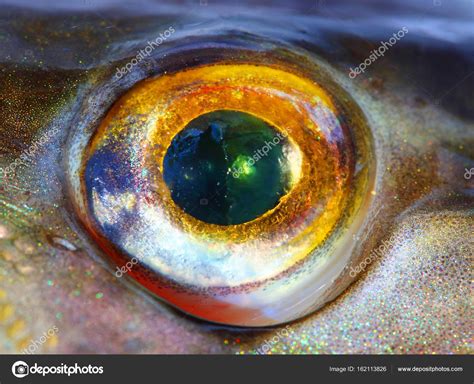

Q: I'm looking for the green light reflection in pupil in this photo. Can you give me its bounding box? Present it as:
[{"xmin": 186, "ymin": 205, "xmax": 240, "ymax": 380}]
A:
[{"xmin": 163, "ymin": 110, "xmax": 293, "ymax": 225}]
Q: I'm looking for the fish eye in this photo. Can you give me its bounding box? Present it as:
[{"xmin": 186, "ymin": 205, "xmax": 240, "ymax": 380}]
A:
[{"xmin": 65, "ymin": 37, "xmax": 375, "ymax": 326}]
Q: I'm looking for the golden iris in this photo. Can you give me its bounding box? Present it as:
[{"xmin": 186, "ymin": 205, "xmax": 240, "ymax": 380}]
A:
[{"xmin": 76, "ymin": 62, "xmax": 373, "ymax": 326}]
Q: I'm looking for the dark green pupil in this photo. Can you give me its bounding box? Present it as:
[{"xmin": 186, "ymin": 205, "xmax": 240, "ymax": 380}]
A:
[{"xmin": 163, "ymin": 110, "xmax": 293, "ymax": 225}]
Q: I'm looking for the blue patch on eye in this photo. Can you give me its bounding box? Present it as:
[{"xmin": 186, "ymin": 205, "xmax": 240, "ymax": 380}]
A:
[
  {"xmin": 84, "ymin": 148, "xmax": 139, "ymax": 245},
  {"xmin": 84, "ymin": 148, "xmax": 136, "ymax": 196}
]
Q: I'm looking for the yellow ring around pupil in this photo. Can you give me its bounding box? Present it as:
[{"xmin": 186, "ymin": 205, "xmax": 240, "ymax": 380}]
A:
[{"xmin": 84, "ymin": 63, "xmax": 359, "ymax": 278}]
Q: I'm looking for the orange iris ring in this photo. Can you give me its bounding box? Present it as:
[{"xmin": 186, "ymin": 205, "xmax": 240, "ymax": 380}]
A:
[
  {"xmin": 84, "ymin": 64, "xmax": 354, "ymax": 270},
  {"xmin": 73, "ymin": 58, "xmax": 376, "ymax": 326}
]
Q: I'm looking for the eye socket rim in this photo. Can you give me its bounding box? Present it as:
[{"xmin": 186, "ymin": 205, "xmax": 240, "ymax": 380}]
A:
[{"xmin": 64, "ymin": 37, "xmax": 376, "ymax": 327}]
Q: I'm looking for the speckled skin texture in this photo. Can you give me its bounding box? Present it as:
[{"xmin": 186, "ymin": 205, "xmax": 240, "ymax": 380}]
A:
[{"xmin": 0, "ymin": 0, "xmax": 472, "ymax": 354}]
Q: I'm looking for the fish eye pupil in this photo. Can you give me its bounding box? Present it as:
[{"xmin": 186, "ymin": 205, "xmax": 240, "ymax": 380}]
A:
[{"xmin": 163, "ymin": 110, "xmax": 295, "ymax": 225}]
